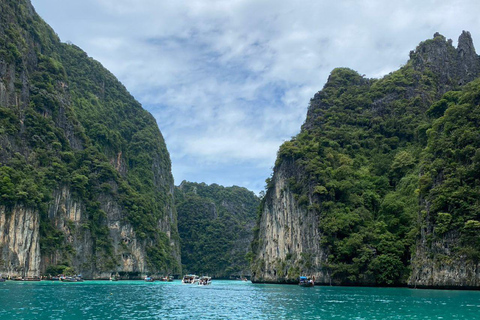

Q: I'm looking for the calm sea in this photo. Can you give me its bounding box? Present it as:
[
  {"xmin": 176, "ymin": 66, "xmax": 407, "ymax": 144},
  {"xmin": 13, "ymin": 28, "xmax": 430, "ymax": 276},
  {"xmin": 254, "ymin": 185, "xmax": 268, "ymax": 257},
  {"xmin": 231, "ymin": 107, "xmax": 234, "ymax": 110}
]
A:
[{"xmin": 0, "ymin": 280, "xmax": 479, "ymax": 319}]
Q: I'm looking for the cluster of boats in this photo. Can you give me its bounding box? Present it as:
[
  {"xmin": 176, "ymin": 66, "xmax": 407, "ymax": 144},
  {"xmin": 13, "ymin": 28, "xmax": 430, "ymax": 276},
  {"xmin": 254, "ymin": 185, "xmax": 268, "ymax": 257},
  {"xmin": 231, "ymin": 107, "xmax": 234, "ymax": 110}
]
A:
[
  {"xmin": 143, "ymin": 275, "xmax": 174, "ymax": 282},
  {"xmin": 56, "ymin": 275, "xmax": 84, "ymax": 282},
  {"xmin": 182, "ymin": 274, "xmax": 212, "ymax": 285},
  {"xmin": 0, "ymin": 274, "xmax": 84, "ymax": 282},
  {"xmin": 1, "ymin": 273, "xmax": 311, "ymax": 287}
]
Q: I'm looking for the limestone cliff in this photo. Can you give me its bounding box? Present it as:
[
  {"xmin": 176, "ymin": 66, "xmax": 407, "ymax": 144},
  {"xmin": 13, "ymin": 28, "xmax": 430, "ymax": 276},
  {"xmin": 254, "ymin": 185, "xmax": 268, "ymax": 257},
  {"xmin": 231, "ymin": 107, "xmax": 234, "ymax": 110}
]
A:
[
  {"xmin": 0, "ymin": 0, "xmax": 180, "ymax": 278},
  {"xmin": 409, "ymin": 231, "xmax": 480, "ymax": 289},
  {"xmin": 251, "ymin": 160, "xmax": 328, "ymax": 283},
  {"xmin": 251, "ymin": 32, "xmax": 480, "ymax": 287}
]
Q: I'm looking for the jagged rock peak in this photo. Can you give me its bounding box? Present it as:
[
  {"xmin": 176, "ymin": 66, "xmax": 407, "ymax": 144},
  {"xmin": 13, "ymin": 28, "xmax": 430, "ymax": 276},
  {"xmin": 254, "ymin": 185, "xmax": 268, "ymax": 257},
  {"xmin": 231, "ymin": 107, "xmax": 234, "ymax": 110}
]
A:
[
  {"xmin": 410, "ymin": 31, "xmax": 480, "ymax": 91},
  {"xmin": 458, "ymin": 30, "xmax": 476, "ymax": 56}
]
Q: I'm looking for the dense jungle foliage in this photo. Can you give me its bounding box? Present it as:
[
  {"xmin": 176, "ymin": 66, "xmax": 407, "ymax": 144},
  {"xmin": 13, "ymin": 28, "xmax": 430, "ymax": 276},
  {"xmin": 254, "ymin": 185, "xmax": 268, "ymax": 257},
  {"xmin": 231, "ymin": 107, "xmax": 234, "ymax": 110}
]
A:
[
  {"xmin": 176, "ymin": 181, "xmax": 259, "ymax": 278},
  {"xmin": 259, "ymin": 34, "xmax": 480, "ymax": 285},
  {"xmin": 0, "ymin": 0, "xmax": 178, "ymax": 274},
  {"xmin": 420, "ymin": 79, "xmax": 480, "ymax": 262}
]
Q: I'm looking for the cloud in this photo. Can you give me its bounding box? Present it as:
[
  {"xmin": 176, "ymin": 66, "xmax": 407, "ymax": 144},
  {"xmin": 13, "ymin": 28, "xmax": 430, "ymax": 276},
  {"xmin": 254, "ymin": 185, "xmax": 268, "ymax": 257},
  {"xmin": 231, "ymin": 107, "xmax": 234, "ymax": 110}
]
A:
[{"xmin": 31, "ymin": 0, "xmax": 480, "ymax": 193}]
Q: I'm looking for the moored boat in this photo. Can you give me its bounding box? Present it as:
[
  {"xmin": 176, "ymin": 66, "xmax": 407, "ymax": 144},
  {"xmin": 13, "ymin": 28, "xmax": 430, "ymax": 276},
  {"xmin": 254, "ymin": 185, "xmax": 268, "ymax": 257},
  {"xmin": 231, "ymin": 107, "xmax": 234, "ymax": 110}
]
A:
[
  {"xmin": 182, "ymin": 274, "xmax": 199, "ymax": 284},
  {"xmin": 11, "ymin": 275, "xmax": 42, "ymax": 281},
  {"xmin": 24, "ymin": 276, "xmax": 41, "ymax": 281},
  {"xmin": 299, "ymin": 276, "xmax": 314, "ymax": 287},
  {"xmin": 198, "ymin": 276, "xmax": 212, "ymax": 285},
  {"xmin": 60, "ymin": 275, "xmax": 84, "ymax": 282},
  {"xmin": 160, "ymin": 275, "xmax": 174, "ymax": 282},
  {"xmin": 144, "ymin": 276, "xmax": 155, "ymax": 282}
]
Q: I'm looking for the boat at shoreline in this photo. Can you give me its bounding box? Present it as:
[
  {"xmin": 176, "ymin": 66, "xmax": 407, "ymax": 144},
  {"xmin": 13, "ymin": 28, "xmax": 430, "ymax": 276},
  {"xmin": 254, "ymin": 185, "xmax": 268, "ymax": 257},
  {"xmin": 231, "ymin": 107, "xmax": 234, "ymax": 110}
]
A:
[
  {"xmin": 25, "ymin": 276, "xmax": 41, "ymax": 281},
  {"xmin": 144, "ymin": 276, "xmax": 155, "ymax": 282},
  {"xmin": 60, "ymin": 275, "xmax": 84, "ymax": 282},
  {"xmin": 12, "ymin": 276, "xmax": 41, "ymax": 281},
  {"xmin": 299, "ymin": 276, "xmax": 314, "ymax": 287}
]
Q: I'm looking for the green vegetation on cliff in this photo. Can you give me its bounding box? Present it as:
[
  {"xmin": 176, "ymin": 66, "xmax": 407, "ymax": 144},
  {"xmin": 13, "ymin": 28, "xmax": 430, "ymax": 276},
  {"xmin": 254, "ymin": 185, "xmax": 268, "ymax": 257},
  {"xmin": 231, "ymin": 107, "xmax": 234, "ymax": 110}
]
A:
[
  {"xmin": 254, "ymin": 32, "xmax": 480, "ymax": 285},
  {"xmin": 420, "ymin": 79, "xmax": 480, "ymax": 262},
  {"xmin": 175, "ymin": 181, "xmax": 259, "ymax": 278},
  {"xmin": 273, "ymin": 66, "xmax": 430, "ymax": 285},
  {"xmin": 0, "ymin": 0, "xmax": 179, "ymax": 275}
]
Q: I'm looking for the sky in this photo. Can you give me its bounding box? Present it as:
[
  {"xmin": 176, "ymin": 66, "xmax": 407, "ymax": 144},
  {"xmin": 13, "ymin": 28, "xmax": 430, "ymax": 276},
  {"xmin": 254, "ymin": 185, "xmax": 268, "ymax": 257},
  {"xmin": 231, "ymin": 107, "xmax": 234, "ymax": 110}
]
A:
[{"xmin": 30, "ymin": 0, "xmax": 480, "ymax": 194}]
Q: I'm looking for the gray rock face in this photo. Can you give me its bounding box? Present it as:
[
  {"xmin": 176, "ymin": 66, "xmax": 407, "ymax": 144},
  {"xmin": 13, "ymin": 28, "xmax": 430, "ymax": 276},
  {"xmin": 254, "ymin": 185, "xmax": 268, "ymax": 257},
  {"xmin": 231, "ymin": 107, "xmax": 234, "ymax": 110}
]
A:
[
  {"xmin": 411, "ymin": 31, "xmax": 480, "ymax": 92},
  {"xmin": 0, "ymin": 206, "xmax": 41, "ymax": 277},
  {"xmin": 0, "ymin": 185, "xmax": 171, "ymax": 278},
  {"xmin": 409, "ymin": 228, "xmax": 480, "ymax": 288},
  {"xmin": 251, "ymin": 160, "xmax": 330, "ymax": 283}
]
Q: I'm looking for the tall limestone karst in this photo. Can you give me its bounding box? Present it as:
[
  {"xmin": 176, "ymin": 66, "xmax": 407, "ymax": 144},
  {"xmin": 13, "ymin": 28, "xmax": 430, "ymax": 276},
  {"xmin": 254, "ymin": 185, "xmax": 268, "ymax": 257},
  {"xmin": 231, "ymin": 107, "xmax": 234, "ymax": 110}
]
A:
[
  {"xmin": 251, "ymin": 32, "xmax": 480, "ymax": 288},
  {"xmin": 0, "ymin": 0, "xmax": 180, "ymax": 278},
  {"xmin": 175, "ymin": 181, "xmax": 259, "ymax": 278}
]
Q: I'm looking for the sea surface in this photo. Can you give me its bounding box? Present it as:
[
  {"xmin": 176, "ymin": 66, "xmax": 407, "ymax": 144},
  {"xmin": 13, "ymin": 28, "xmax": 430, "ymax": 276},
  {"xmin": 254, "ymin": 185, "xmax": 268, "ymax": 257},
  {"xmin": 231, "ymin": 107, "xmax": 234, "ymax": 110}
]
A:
[{"xmin": 0, "ymin": 280, "xmax": 479, "ymax": 319}]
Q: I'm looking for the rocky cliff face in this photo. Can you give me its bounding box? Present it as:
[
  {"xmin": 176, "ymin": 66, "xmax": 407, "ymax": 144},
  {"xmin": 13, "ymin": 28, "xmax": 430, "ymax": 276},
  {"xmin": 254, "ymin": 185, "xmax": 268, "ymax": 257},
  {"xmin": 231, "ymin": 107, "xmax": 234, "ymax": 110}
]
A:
[
  {"xmin": 251, "ymin": 32, "xmax": 480, "ymax": 287},
  {"xmin": 251, "ymin": 160, "xmax": 329, "ymax": 283},
  {"xmin": 0, "ymin": 0, "xmax": 180, "ymax": 278},
  {"xmin": 410, "ymin": 230, "xmax": 480, "ymax": 289},
  {"xmin": 0, "ymin": 206, "xmax": 41, "ymax": 277}
]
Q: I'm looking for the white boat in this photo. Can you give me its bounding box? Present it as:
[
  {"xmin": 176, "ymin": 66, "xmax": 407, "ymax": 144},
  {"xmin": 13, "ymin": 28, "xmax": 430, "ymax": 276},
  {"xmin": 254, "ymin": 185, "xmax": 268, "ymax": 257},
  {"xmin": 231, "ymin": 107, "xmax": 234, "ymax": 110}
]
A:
[
  {"xmin": 60, "ymin": 275, "xmax": 83, "ymax": 282},
  {"xmin": 198, "ymin": 276, "xmax": 211, "ymax": 285},
  {"xmin": 182, "ymin": 274, "xmax": 199, "ymax": 284}
]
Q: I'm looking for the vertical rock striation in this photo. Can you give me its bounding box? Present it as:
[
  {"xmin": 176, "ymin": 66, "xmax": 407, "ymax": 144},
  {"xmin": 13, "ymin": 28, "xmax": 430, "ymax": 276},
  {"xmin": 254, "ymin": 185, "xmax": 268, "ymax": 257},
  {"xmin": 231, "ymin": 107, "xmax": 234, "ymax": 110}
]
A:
[
  {"xmin": 0, "ymin": 206, "xmax": 41, "ymax": 276},
  {"xmin": 252, "ymin": 160, "xmax": 328, "ymax": 283}
]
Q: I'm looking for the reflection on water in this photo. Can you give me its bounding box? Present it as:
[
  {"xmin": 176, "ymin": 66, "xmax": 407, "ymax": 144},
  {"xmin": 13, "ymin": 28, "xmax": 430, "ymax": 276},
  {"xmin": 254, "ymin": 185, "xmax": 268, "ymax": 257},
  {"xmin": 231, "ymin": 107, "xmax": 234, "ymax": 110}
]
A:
[{"xmin": 0, "ymin": 280, "xmax": 479, "ymax": 319}]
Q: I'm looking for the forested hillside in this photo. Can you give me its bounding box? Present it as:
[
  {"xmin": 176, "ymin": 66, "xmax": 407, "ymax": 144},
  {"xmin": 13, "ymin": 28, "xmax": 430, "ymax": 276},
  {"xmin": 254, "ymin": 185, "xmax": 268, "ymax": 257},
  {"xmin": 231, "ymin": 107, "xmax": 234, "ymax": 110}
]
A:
[
  {"xmin": 176, "ymin": 181, "xmax": 259, "ymax": 278},
  {"xmin": 251, "ymin": 32, "xmax": 480, "ymax": 287},
  {"xmin": 0, "ymin": 0, "xmax": 180, "ymax": 278}
]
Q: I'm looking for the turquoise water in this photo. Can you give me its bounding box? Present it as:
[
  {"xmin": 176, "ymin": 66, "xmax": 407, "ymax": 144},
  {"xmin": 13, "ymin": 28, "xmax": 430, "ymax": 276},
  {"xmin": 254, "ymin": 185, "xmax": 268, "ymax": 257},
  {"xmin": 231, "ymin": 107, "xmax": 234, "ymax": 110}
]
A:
[{"xmin": 1, "ymin": 280, "xmax": 479, "ymax": 319}]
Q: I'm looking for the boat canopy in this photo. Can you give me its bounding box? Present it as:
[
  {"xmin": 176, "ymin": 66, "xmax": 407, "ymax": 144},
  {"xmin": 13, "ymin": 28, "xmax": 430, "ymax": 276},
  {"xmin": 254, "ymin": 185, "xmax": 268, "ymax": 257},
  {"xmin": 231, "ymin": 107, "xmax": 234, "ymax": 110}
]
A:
[{"xmin": 299, "ymin": 276, "xmax": 307, "ymax": 280}]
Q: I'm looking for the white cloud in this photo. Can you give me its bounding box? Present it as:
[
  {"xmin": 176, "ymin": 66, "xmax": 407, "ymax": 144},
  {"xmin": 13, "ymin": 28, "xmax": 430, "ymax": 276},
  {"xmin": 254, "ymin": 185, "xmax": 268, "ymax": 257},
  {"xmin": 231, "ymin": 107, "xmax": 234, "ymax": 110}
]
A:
[{"xmin": 31, "ymin": 0, "xmax": 480, "ymax": 193}]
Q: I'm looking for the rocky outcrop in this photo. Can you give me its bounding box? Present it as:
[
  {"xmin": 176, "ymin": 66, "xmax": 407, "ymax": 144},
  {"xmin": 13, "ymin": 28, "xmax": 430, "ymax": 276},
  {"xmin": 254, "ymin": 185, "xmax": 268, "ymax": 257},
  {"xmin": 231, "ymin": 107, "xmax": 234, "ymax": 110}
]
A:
[
  {"xmin": 410, "ymin": 31, "xmax": 480, "ymax": 92},
  {"xmin": 41, "ymin": 186, "xmax": 154, "ymax": 279},
  {"xmin": 0, "ymin": 206, "xmax": 41, "ymax": 277},
  {"xmin": 251, "ymin": 160, "xmax": 330, "ymax": 283},
  {"xmin": 0, "ymin": 175, "xmax": 179, "ymax": 280},
  {"xmin": 409, "ymin": 229, "xmax": 480, "ymax": 289}
]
